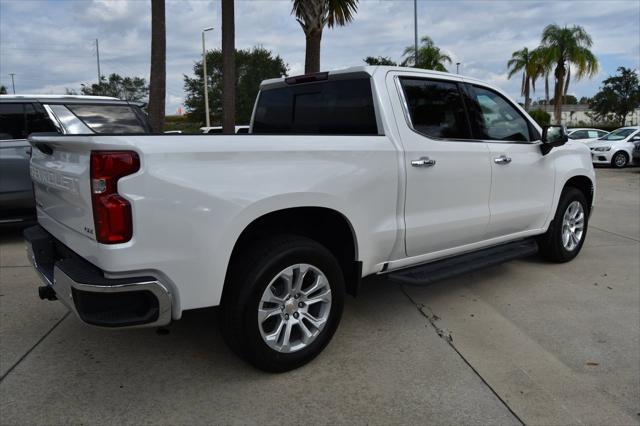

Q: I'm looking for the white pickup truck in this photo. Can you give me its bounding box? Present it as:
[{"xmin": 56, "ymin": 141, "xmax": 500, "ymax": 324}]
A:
[{"xmin": 24, "ymin": 66, "xmax": 595, "ymax": 372}]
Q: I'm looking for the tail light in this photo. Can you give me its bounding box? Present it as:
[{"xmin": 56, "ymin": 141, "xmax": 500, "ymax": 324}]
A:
[{"xmin": 90, "ymin": 151, "xmax": 140, "ymax": 244}]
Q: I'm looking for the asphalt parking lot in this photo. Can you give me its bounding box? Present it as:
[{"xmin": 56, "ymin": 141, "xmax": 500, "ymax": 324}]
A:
[{"xmin": 1, "ymin": 168, "xmax": 638, "ymax": 425}]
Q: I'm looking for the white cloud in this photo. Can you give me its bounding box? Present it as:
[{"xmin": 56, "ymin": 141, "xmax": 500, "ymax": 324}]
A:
[{"xmin": 1, "ymin": 0, "xmax": 638, "ymax": 112}]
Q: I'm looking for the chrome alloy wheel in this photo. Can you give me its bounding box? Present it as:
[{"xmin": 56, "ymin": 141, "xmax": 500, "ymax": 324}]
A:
[
  {"xmin": 258, "ymin": 264, "xmax": 332, "ymax": 353},
  {"xmin": 613, "ymin": 152, "xmax": 628, "ymax": 167},
  {"xmin": 562, "ymin": 201, "xmax": 585, "ymax": 251}
]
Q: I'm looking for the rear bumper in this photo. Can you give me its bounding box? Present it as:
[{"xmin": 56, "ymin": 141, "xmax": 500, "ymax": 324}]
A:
[{"xmin": 24, "ymin": 225, "xmax": 171, "ymax": 328}]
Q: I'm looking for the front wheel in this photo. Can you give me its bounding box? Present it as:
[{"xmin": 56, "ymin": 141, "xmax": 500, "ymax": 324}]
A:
[
  {"xmin": 538, "ymin": 187, "xmax": 589, "ymax": 262},
  {"xmin": 611, "ymin": 151, "xmax": 628, "ymax": 168},
  {"xmin": 221, "ymin": 235, "xmax": 345, "ymax": 372}
]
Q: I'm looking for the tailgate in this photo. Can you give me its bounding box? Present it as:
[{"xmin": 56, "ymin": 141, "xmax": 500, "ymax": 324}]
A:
[{"xmin": 29, "ymin": 136, "xmax": 96, "ymax": 240}]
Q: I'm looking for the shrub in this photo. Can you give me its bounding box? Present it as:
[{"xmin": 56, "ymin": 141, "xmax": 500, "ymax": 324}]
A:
[{"xmin": 528, "ymin": 109, "xmax": 551, "ymax": 126}]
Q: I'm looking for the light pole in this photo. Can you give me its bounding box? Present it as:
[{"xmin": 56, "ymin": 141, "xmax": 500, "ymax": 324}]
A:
[
  {"xmin": 202, "ymin": 27, "xmax": 214, "ymax": 128},
  {"xmin": 9, "ymin": 73, "xmax": 16, "ymax": 94},
  {"xmin": 456, "ymin": 62, "xmax": 461, "ymax": 74}
]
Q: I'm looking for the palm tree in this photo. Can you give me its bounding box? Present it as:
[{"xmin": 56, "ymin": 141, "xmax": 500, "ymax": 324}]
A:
[
  {"xmin": 292, "ymin": 0, "xmax": 358, "ymax": 74},
  {"xmin": 400, "ymin": 36, "xmax": 451, "ymax": 72},
  {"xmin": 530, "ymin": 47, "xmax": 553, "ymax": 105},
  {"xmin": 222, "ymin": 0, "xmax": 235, "ymax": 134},
  {"xmin": 148, "ymin": 0, "xmax": 166, "ymax": 132},
  {"xmin": 539, "ymin": 24, "xmax": 599, "ymax": 123},
  {"xmin": 506, "ymin": 47, "xmax": 535, "ymax": 111}
]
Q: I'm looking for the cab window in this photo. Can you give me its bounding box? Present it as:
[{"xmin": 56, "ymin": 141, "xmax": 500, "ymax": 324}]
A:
[
  {"xmin": 469, "ymin": 86, "xmax": 532, "ymax": 142},
  {"xmin": 399, "ymin": 78, "xmax": 471, "ymax": 139}
]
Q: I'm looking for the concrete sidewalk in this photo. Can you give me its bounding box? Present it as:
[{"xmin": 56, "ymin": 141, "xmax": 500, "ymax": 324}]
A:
[{"xmin": 1, "ymin": 168, "xmax": 638, "ymax": 425}]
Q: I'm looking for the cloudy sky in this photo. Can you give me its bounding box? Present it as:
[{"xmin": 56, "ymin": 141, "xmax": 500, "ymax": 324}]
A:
[{"xmin": 1, "ymin": 0, "xmax": 638, "ymax": 114}]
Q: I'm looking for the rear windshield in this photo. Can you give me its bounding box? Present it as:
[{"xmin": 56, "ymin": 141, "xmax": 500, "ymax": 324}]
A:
[
  {"xmin": 252, "ymin": 76, "xmax": 378, "ymax": 135},
  {"xmin": 66, "ymin": 104, "xmax": 149, "ymax": 134}
]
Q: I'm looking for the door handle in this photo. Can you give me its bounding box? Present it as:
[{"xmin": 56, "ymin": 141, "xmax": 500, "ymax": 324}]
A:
[
  {"xmin": 494, "ymin": 155, "xmax": 512, "ymax": 164},
  {"xmin": 411, "ymin": 157, "xmax": 436, "ymax": 167}
]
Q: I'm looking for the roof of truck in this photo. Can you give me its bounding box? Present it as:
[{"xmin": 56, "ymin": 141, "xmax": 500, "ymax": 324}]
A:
[
  {"xmin": 0, "ymin": 94, "xmax": 119, "ymax": 101},
  {"xmin": 0, "ymin": 94, "xmax": 146, "ymax": 107},
  {"xmin": 260, "ymin": 65, "xmax": 476, "ymax": 89}
]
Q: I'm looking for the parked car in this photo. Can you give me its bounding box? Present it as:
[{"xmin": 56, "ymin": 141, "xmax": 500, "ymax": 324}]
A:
[
  {"xmin": 200, "ymin": 125, "xmax": 250, "ymax": 134},
  {"xmin": 23, "ymin": 66, "xmax": 595, "ymax": 372},
  {"xmin": 586, "ymin": 126, "xmax": 640, "ymax": 168},
  {"xmin": 567, "ymin": 128, "xmax": 608, "ymax": 142},
  {"xmin": 0, "ymin": 95, "xmax": 152, "ymax": 224},
  {"xmin": 632, "ymin": 140, "xmax": 640, "ymax": 166}
]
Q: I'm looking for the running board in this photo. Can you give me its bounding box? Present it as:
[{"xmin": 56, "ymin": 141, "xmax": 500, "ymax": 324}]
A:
[{"xmin": 388, "ymin": 239, "xmax": 539, "ymax": 286}]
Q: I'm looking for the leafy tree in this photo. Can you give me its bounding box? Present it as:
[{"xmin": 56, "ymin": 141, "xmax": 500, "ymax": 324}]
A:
[
  {"xmin": 538, "ymin": 24, "xmax": 599, "ymax": 123},
  {"xmin": 80, "ymin": 73, "xmax": 149, "ymax": 101},
  {"xmin": 292, "ymin": 0, "xmax": 358, "ymax": 73},
  {"xmin": 401, "ymin": 36, "xmax": 451, "ymax": 72},
  {"xmin": 549, "ymin": 95, "xmax": 577, "ymax": 105},
  {"xmin": 528, "ymin": 109, "xmax": 551, "ymax": 126},
  {"xmin": 589, "ymin": 67, "xmax": 640, "ymax": 126},
  {"xmin": 0, "ymin": 85, "xmax": 7, "ymax": 95},
  {"xmin": 183, "ymin": 47, "xmax": 288, "ymax": 125},
  {"xmin": 222, "ymin": 0, "xmax": 235, "ymax": 134},
  {"xmin": 507, "ymin": 47, "xmax": 537, "ymax": 111},
  {"xmin": 579, "ymin": 96, "xmax": 590, "ymax": 104},
  {"xmin": 148, "ymin": 0, "xmax": 166, "ymax": 132},
  {"xmin": 363, "ymin": 56, "xmax": 397, "ymax": 66}
]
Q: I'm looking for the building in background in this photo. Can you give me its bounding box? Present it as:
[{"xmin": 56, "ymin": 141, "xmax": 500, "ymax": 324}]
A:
[{"xmin": 534, "ymin": 104, "xmax": 640, "ymax": 127}]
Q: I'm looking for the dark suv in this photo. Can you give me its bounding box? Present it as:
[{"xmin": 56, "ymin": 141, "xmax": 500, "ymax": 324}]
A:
[{"xmin": 0, "ymin": 95, "xmax": 151, "ymax": 224}]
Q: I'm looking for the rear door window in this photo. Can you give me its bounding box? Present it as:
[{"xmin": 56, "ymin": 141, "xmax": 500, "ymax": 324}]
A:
[
  {"xmin": 399, "ymin": 78, "xmax": 471, "ymax": 139},
  {"xmin": 569, "ymin": 130, "xmax": 587, "ymax": 139},
  {"xmin": 0, "ymin": 103, "xmax": 27, "ymax": 140},
  {"xmin": 253, "ymin": 76, "xmax": 378, "ymax": 135},
  {"xmin": 25, "ymin": 103, "xmax": 57, "ymax": 134},
  {"xmin": 65, "ymin": 104, "xmax": 147, "ymax": 134}
]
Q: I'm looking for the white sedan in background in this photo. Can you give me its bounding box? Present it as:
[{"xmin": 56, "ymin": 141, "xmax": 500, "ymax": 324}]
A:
[
  {"xmin": 587, "ymin": 126, "xmax": 640, "ymax": 168},
  {"xmin": 567, "ymin": 128, "xmax": 608, "ymax": 142}
]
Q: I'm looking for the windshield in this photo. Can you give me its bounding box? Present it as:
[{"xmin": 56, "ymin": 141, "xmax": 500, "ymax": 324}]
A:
[{"xmin": 599, "ymin": 128, "xmax": 636, "ymax": 141}]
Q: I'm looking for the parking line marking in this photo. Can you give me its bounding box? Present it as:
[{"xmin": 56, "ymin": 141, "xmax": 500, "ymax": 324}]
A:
[{"xmin": 590, "ymin": 225, "xmax": 640, "ymax": 243}]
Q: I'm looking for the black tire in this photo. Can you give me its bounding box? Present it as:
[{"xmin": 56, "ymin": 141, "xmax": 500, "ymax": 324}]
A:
[
  {"xmin": 221, "ymin": 235, "xmax": 345, "ymax": 372},
  {"xmin": 611, "ymin": 151, "xmax": 628, "ymax": 168},
  {"xmin": 537, "ymin": 187, "xmax": 589, "ymax": 262}
]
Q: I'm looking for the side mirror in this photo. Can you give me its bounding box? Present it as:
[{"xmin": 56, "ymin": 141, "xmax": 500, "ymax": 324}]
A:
[{"xmin": 541, "ymin": 125, "xmax": 568, "ymax": 155}]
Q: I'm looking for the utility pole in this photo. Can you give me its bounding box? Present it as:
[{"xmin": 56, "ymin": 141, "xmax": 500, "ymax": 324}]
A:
[
  {"xmin": 9, "ymin": 73, "xmax": 16, "ymax": 94},
  {"xmin": 456, "ymin": 62, "xmax": 460, "ymax": 74},
  {"xmin": 413, "ymin": 0, "xmax": 418, "ymax": 67},
  {"xmin": 95, "ymin": 39, "xmax": 101, "ymax": 86},
  {"xmin": 202, "ymin": 27, "xmax": 214, "ymax": 128}
]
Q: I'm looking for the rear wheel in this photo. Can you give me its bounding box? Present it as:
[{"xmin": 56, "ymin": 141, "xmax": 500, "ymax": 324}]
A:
[
  {"xmin": 611, "ymin": 151, "xmax": 628, "ymax": 168},
  {"xmin": 221, "ymin": 235, "xmax": 345, "ymax": 372},
  {"xmin": 538, "ymin": 187, "xmax": 589, "ymax": 262}
]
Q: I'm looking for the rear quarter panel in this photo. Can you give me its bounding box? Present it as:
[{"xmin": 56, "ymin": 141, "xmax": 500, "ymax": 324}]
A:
[{"xmin": 38, "ymin": 135, "xmax": 401, "ymax": 315}]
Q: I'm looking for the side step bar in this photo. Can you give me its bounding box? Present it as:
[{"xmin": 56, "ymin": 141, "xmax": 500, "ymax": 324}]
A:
[{"xmin": 388, "ymin": 239, "xmax": 539, "ymax": 286}]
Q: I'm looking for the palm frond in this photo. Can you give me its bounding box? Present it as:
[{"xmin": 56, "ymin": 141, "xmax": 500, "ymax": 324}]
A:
[{"xmin": 326, "ymin": 0, "xmax": 358, "ymax": 28}]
